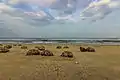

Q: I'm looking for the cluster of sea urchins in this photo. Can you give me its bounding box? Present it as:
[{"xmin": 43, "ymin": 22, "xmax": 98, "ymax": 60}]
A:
[
  {"xmin": 40, "ymin": 50, "xmax": 54, "ymax": 56},
  {"xmin": 26, "ymin": 46, "xmax": 54, "ymax": 56},
  {"xmin": 4, "ymin": 45, "xmax": 12, "ymax": 49},
  {"xmin": 80, "ymin": 47, "xmax": 95, "ymax": 52},
  {"xmin": 0, "ymin": 43, "xmax": 97, "ymax": 58},
  {"xmin": 0, "ymin": 44, "xmax": 3, "ymax": 46},
  {"xmin": 56, "ymin": 46, "xmax": 62, "ymax": 49},
  {"xmin": 13, "ymin": 44, "xmax": 17, "ymax": 46},
  {"xmin": 18, "ymin": 44, "xmax": 22, "ymax": 46},
  {"xmin": 26, "ymin": 45, "xmax": 74, "ymax": 58},
  {"xmin": 21, "ymin": 46, "xmax": 28, "ymax": 49},
  {"xmin": 0, "ymin": 47, "xmax": 10, "ymax": 53},
  {"xmin": 63, "ymin": 46, "xmax": 69, "ymax": 49},
  {"xmin": 35, "ymin": 46, "xmax": 45, "ymax": 51},
  {"xmin": 60, "ymin": 51, "xmax": 73, "ymax": 58},
  {"xmin": 26, "ymin": 49, "xmax": 40, "ymax": 56}
]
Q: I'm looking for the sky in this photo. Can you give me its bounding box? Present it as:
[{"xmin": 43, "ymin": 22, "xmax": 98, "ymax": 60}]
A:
[{"xmin": 0, "ymin": 0, "xmax": 120, "ymax": 38}]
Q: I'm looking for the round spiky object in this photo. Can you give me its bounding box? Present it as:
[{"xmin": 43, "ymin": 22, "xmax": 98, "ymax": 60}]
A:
[
  {"xmin": 0, "ymin": 47, "xmax": 10, "ymax": 53},
  {"xmin": 61, "ymin": 51, "xmax": 73, "ymax": 58},
  {"xmin": 26, "ymin": 49, "xmax": 40, "ymax": 56}
]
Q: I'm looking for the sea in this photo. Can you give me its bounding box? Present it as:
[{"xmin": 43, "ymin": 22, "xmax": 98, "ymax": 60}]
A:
[{"xmin": 0, "ymin": 37, "xmax": 120, "ymax": 45}]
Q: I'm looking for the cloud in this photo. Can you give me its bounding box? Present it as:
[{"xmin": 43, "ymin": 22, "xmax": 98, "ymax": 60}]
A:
[
  {"xmin": 80, "ymin": 0, "xmax": 120, "ymax": 21},
  {"xmin": 1, "ymin": 1, "xmax": 120, "ymax": 38},
  {"xmin": 1, "ymin": 0, "xmax": 120, "ymax": 28},
  {"xmin": 7, "ymin": 0, "xmax": 56, "ymax": 7},
  {"xmin": 108, "ymin": 1, "xmax": 120, "ymax": 8},
  {"xmin": 0, "ymin": 1, "xmax": 56, "ymax": 26},
  {"xmin": 0, "ymin": 3, "xmax": 14, "ymax": 11}
]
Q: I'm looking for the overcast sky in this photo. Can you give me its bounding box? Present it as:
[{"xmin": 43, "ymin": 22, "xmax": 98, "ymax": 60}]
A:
[{"xmin": 0, "ymin": 0, "xmax": 120, "ymax": 38}]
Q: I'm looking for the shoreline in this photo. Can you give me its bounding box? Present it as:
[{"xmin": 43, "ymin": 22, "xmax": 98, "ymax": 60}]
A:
[
  {"xmin": 1, "ymin": 42, "xmax": 120, "ymax": 46},
  {"xmin": 1, "ymin": 38, "xmax": 120, "ymax": 46}
]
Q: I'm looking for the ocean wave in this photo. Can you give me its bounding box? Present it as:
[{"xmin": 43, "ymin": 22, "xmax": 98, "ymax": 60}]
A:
[{"xmin": 0, "ymin": 38, "xmax": 120, "ymax": 45}]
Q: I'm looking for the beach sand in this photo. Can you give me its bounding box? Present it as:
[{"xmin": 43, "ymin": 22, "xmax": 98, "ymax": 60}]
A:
[{"xmin": 0, "ymin": 43, "xmax": 120, "ymax": 80}]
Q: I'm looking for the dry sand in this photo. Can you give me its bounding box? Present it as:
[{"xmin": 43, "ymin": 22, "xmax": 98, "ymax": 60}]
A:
[{"xmin": 0, "ymin": 43, "xmax": 120, "ymax": 80}]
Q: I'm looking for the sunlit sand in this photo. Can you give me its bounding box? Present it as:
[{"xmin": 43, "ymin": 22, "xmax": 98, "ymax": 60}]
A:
[{"xmin": 0, "ymin": 43, "xmax": 120, "ymax": 80}]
